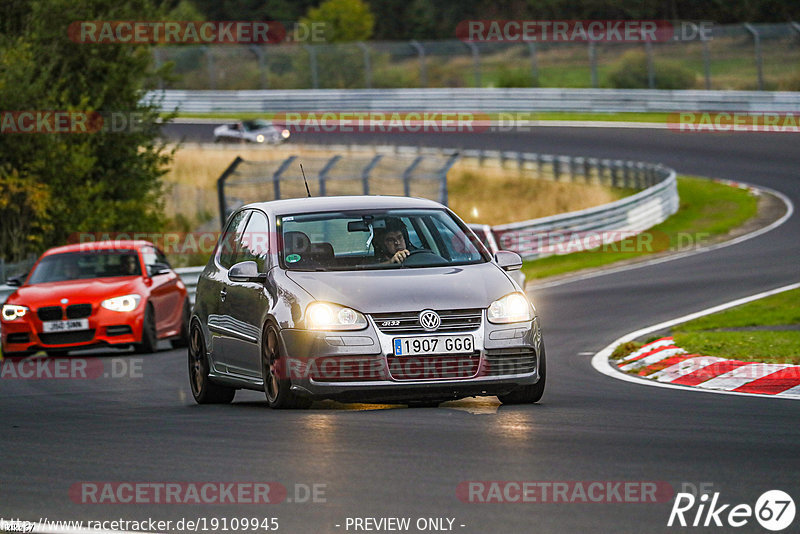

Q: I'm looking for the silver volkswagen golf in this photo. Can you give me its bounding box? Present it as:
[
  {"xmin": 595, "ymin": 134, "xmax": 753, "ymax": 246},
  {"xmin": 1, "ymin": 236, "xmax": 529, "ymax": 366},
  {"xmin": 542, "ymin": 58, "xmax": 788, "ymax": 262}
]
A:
[{"xmin": 189, "ymin": 196, "xmax": 545, "ymax": 408}]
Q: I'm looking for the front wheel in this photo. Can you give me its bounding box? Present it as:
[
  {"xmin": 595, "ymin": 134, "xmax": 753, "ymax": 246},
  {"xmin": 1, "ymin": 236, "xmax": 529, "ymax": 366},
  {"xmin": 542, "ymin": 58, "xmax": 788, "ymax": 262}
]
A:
[
  {"xmin": 498, "ymin": 346, "xmax": 546, "ymax": 405},
  {"xmin": 188, "ymin": 322, "xmax": 235, "ymax": 404},
  {"xmin": 134, "ymin": 304, "xmax": 158, "ymax": 354},
  {"xmin": 262, "ymin": 324, "xmax": 311, "ymax": 409}
]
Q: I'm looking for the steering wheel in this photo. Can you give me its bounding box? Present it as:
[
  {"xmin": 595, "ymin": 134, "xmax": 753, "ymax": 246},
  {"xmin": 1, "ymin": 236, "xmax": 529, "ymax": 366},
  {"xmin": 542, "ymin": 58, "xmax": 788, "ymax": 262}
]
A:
[{"xmin": 400, "ymin": 249, "xmax": 447, "ymax": 266}]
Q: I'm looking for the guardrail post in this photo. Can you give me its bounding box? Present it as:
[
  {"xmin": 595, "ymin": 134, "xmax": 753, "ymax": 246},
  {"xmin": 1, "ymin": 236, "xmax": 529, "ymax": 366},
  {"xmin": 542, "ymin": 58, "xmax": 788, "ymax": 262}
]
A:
[
  {"xmin": 536, "ymin": 153, "xmax": 544, "ymax": 178},
  {"xmin": 464, "ymin": 41, "xmax": 482, "ymax": 87},
  {"xmin": 272, "ymin": 155, "xmax": 297, "ymax": 202},
  {"xmin": 744, "ymin": 23, "xmax": 764, "ymax": 91},
  {"xmin": 623, "ymin": 161, "xmax": 632, "ymax": 189},
  {"xmin": 318, "ymin": 155, "xmax": 341, "ymax": 196},
  {"xmin": 410, "ymin": 40, "xmax": 427, "ymax": 87},
  {"xmin": 645, "ymin": 41, "xmax": 655, "ymax": 89},
  {"xmin": 357, "ymin": 42, "xmax": 372, "ymax": 89},
  {"xmin": 361, "ymin": 155, "xmax": 382, "ymax": 195},
  {"xmin": 216, "ymin": 156, "xmax": 244, "ymax": 228},
  {"xmin": 568, "ymin": 156, "xmax": 577, "ymax": 182},
  {"xmin": 552, "ymin": 157, "xmax": 561, "ymax": 181},
  {"xmin": 588, "ymin": 41, "xmax": 598, "ymax": 88},
  {"xmin": 304, "ymin": 45, "xmax": 319, "ymax": 89},
  {"xmin": 517, "ymin": 152, "xmax": 524, "ymax": 170},
  {"xmin": 583, "ymin": 158, "xmax": 592, "ymax": 184},
  {"xmin": 403, "ymin": 156, "xmax": 424, "ymax": 197}
]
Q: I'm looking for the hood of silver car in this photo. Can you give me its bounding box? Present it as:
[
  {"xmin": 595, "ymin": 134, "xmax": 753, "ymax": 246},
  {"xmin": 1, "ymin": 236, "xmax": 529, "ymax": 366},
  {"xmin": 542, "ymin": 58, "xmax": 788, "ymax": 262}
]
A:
[{"xmin": 284, "ymin": 262, "xmax": 516, "ymax": 313}]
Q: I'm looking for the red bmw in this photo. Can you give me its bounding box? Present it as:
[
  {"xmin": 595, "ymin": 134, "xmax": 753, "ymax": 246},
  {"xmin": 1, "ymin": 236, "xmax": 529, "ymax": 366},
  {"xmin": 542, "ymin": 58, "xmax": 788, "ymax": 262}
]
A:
[{"xmin": 1, "ymin": 240, "xmax": 189, "ymax": 356}]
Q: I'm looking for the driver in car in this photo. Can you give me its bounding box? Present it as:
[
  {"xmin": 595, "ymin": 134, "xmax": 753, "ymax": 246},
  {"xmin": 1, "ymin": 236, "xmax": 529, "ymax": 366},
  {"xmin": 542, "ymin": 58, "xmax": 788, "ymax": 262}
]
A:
[{"xmin": 376, "ymin": 218, "xmax": 413, "ymax": 264}]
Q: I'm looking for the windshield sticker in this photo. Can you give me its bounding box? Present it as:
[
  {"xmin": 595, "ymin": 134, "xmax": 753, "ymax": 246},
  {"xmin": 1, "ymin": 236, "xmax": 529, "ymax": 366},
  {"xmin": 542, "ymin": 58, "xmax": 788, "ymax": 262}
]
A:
[
  {"xmin": 286, "ymin": 254, "xmax": 301, "ymax": 263},
  {"xmin": 283, "ymin": 216, "xmax": 294, "ymax": 222}
]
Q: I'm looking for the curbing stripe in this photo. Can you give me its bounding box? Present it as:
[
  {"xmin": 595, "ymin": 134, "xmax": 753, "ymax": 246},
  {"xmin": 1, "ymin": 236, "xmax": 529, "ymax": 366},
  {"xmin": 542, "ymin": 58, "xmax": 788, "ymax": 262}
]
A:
[{"xmin": 591, "ymin": 282, "xmax": 800, "ymax": 400}]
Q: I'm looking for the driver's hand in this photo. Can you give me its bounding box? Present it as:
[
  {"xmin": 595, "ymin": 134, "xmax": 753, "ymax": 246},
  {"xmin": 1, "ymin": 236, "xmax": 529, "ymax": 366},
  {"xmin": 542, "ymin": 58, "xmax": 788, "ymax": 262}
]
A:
[{"xmin": 390, "ymin": 249, "xmax": 410, "ymax": 263}]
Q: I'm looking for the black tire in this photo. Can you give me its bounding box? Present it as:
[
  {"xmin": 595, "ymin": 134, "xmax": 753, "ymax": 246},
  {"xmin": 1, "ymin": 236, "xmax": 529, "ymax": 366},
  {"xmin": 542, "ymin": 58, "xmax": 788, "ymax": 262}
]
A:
[
  {"xmin": 134, "ymin": 304, "xmax": 158, "ymax": 354},
  {"xmin": 498, "ymin": 345, "xmax": 546, "ymax": 405},
  {"xmin": 170, "ymin": 299, "xmax": 191, "ymax": 349},
  {"xmin": 46, "ymin": 350, "xmax": 69, "ymax": 357},
  {"xmin": 188, "ymin": 321, "xmax": 235, "ymax": 404},
  {"xmin": 262, "ymin": 324, "xmax": 311, "ymax": 409}
]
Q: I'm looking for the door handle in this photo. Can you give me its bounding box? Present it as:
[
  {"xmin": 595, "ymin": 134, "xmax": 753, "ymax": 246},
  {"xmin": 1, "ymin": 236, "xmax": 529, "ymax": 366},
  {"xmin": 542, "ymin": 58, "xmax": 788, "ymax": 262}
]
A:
[{"xmin": 220, "ymin": 288, "xmax": 227, "ymax": 302}]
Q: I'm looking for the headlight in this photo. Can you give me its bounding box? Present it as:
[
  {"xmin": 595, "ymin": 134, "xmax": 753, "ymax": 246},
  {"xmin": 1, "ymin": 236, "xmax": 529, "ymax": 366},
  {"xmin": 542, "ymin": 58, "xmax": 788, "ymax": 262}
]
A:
[
  {"xmin": 487, "ymin": 292, "xmax": 533, "ymax": 324},
  {"xmin": 256, "ymin": 134, "xmax": 265, "ymax": 143},
  {"xmin": 305, "ymin": 302, "xmax": 367, "ymax": 330},
  {"xmin": 1, "ymin": 304, "xmax": 28, "ymax": 321},
  {"xmin": 101, "ymin": 294, "xmax": 141, "ymax": 312},
  {"xmin": 281, "ymin": 129, "xmax": 290, "ymax": 139}
]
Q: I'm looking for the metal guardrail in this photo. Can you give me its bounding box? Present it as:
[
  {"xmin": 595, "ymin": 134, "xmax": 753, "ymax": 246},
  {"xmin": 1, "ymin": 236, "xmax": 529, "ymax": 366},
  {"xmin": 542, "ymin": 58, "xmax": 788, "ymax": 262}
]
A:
[
  {"xmin": 0, "ymin": 148, "xmax": 677, "ymax": 303},
  {"xmin": 151, "ymin": 88, "xmax": 800, "ymax": 114}
]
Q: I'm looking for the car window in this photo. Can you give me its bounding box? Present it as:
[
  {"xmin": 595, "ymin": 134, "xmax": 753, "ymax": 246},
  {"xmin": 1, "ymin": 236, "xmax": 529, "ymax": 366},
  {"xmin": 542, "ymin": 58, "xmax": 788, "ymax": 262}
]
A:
[
  {"xmin": 239, "ymin": 210, "xmax": 270, "ymax": 271},
  {"xmin": 279, "ymin": 209, "xmax": 487, "ymax": 271},
  {"xmin": 218, "ymin": 210, "xmax": 251, "ymax": 269},
  {"xmin": 27, "ymin": 250, "xmax": 141, "ymax": 284}
]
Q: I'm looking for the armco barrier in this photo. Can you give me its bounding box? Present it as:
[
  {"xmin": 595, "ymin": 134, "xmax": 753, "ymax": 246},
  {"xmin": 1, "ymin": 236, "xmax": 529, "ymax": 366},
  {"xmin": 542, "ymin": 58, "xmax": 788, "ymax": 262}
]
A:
[{"xmin": 149, "ymin": 88, "xmax": 800, "ymax": 114}]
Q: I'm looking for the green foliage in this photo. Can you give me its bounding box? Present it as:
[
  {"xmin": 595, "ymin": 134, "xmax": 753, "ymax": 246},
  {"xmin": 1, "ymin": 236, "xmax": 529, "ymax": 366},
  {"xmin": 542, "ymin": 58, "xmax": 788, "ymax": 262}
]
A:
[
  {"xmin": 494, "ymin": 67, "xmax": 538, "ymax": 88},
  {"xmin": 606, "ymin": 50, "xmax": 697, "ymax": 90},
  {"xmin": 0, "ymin": 0, "xmax": 173, "ymax": 261},
  {"xmin": 301, "ymin": 0, "xmax": 374, "ymax": 42}
]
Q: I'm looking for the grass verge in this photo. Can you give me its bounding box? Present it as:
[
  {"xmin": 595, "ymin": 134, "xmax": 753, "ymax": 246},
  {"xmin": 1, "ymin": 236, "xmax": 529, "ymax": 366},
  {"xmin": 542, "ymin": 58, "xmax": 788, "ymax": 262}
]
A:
[
  {"xmin": 521, "ymin": 176, "xmax": 759, "ymax": 280},
  {"xmin": 672, "ymin": 288, "xmax": 800, "ymax": 365}
]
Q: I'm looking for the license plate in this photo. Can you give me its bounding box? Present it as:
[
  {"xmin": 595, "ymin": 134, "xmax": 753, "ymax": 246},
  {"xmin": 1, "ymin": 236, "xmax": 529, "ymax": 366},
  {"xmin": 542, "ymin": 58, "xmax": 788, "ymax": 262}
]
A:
[
  {"xmin": 42, "ymin": 319, "xmax": 89, "ymax": 333},
  {"xmin": 393, "ymin": 335, "xmax": 474, "ymax": 356}
]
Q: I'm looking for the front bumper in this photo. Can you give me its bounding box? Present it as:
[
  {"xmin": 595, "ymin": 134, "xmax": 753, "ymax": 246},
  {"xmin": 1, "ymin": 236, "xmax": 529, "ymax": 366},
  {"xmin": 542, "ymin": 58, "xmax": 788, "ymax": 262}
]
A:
[
  {"xmin": 278, "ymin": 314, "xmax": 542, "ymax": 402},
  {"xmin": 1, "ymin": 306, "xmax": 144, "ymax": 353}
]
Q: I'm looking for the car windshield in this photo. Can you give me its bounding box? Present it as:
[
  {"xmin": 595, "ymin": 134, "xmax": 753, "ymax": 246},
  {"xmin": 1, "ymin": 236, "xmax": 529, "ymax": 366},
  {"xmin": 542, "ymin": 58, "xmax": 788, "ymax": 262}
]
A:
[
  {"xmin": 27, "ymin": 250, "xmax": 141, "ymax": 284},
  {"xmin": 279, "ymin": 209, "xmax": 488, "ymax": 271},
  {"xmin": 242, "ymin": 119, "xmax": 272, "ymax": 131}
]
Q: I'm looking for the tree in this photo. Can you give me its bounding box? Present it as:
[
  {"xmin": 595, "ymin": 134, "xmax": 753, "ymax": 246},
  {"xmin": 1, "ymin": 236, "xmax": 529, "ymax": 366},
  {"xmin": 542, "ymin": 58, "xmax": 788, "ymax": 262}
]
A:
[
  {"xmin": 0, "ymin": 0, "xmax": 173, "ymax": 261},
  {"xmin": 301, "ymin": 0, "xmax": 374, "ymax": 42}
]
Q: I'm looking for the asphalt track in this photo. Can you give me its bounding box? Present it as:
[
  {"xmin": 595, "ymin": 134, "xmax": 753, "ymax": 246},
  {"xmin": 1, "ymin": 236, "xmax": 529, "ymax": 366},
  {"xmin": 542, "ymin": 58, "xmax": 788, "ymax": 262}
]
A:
[{"xmin": 2, "ymin": 124, "xmax": 799, "ymax": 533}]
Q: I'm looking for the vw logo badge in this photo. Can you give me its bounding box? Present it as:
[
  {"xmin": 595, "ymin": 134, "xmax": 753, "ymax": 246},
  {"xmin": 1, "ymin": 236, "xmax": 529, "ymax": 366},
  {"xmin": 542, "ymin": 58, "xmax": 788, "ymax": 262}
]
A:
[
  {"xmin": 60, "ymin": 298, "xmax": 69, "ymax": 304},
  {"xmin": 419, "ymin": 310, "xmax": 441, "ymax": 332}
]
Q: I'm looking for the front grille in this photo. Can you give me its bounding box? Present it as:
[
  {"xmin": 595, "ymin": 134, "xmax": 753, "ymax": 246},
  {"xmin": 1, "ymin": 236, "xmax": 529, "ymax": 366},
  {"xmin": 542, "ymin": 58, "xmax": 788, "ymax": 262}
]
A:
[
  {"xmin": 66, "ymin": 304, "xmax": 92, "ymax": 319},
  {"xmin": 372, "ymin": 309, "xmax": 482, "ymax": 334},
  {"xmin": 484, "ymin": 348, "xmax": 537, "ymax": 376},
  {"xmin": 387, "ymin": 352, "xmax": 480, "ymax": 380},
  {"xmin": 6, "ymin": 333, "xmax": 30, "ymax": 344},
  {"xmin": 106, "ymin": 325, "xmax": 133, "ymax": 336},
  {"xmin": 37, "ymin": 306, "xmax": 63, "ymax": 321},
  {"xmin": 307, "ymin": 355, "xmax": 387, "ymax": 382},
  {"xmin": 38, "ymin": 330, "xmax": 96, "ymax": 345}
]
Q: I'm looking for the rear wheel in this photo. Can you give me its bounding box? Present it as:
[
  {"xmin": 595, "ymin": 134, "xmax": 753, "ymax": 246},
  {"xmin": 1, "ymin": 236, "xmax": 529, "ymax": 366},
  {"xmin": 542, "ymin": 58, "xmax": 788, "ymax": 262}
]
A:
[
  {"xmin": 498, "ymin": 346, "xmax": 546, "ymax": 405},
  {"xmin": 188, "ymin": 322, "xmax": 235, "ymax": 404},
  {"xmin": 134, "ymin": 304, "xmax": 158, "ymax": 354},
  {"xmin": 262, "ymin": 324, "xmax": 311, "ymax": 409},
  {"xmin": 170, "ymin": 299, "xmax": 191, "ymax": 349}
]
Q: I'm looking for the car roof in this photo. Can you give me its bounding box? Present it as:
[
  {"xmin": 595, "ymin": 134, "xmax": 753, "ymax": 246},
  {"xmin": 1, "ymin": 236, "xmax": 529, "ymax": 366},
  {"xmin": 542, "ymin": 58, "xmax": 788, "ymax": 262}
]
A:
[
  {"xmin": 244, "ymin": 195, "xmax": 446, "ymax": 216},
  {"xmin": 42, "ymin": 240, "xmax": 152, "ymax": 256}
]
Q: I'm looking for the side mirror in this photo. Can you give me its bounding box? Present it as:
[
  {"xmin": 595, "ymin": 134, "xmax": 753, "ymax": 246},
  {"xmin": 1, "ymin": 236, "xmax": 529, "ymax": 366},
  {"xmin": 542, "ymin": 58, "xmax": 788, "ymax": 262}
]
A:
[
  {"xmin": 495, "ymin": 251, "xmax": 522, "ymax": 272},
  {"xmin": 148, "ymin": 263, "xmax": 171, "ymax": 277},
  {"xmin": 229, "ymin": 261, "xmax": 266, "ymax": 283},
  {"xmin": 5, "ymin": 276, "xmax": 23, "ymax": 287}
]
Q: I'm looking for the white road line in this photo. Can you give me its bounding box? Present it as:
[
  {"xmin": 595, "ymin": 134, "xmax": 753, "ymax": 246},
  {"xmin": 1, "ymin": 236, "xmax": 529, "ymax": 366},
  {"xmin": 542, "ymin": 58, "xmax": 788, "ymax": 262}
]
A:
[
  {"xmin": 590, "ymin": 282, "xmax": 800, "ymax": 400},
  {"xmin": 530, "ymin": 182, "xmax": 794, "ymax": 290}
]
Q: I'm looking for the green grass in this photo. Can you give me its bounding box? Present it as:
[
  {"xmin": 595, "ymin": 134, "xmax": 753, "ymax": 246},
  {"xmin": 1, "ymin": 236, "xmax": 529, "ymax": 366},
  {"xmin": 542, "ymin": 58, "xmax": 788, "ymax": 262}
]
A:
[
  {"xmin": 671, "ymin": 288, "xmax": 800, "ymax": 365},
  {"xmin": 521, "ymin": 176, "xmax": 759, "ymax": 280}
]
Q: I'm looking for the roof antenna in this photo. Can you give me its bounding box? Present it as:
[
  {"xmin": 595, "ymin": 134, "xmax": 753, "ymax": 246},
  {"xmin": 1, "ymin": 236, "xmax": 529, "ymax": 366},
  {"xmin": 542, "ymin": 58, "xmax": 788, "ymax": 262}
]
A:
[{"xmin": 300, "ymin": 163, "xmax": 311, "ymax": 197}]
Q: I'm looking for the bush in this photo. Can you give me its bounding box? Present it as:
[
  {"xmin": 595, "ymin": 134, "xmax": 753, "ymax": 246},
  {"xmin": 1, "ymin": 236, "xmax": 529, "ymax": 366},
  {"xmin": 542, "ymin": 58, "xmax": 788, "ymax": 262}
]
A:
[
  {"xmin": 606, "ymin": 50, "xmax": 696, "ymax": 89},
  {"xmin": 494, "ymin": 67, "xmax": 538, "ymax": 88}
]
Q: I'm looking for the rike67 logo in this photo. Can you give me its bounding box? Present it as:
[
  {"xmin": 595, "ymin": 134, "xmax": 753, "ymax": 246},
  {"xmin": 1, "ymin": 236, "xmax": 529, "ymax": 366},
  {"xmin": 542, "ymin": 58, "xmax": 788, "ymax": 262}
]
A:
[{"xmin": 668, "ymin": 489, "xmax": 795, "ymax": 531}]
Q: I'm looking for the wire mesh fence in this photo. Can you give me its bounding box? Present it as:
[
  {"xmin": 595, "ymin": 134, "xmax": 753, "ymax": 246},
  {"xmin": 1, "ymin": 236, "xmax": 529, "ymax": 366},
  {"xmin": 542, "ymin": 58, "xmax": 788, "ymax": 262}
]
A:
[{"xmin": 154, "ymin": 23, "xmax": 800, "ymax": 92}]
